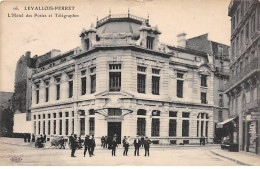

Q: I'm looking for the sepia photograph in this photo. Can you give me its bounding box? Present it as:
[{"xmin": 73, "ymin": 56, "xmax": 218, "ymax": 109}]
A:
[{"xmin": 0, "ymin": 0, "xmax": 259, "ymax": 166}]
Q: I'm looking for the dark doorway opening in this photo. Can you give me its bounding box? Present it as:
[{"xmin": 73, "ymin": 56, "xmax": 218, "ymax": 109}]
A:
[{"xmin": 108, "ymin": 122, "xmax": 121, "ymax": 144}]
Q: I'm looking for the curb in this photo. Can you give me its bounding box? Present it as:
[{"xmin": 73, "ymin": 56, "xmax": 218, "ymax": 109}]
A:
[{"xmin": 210, "ymin": 150, "xmax": 250, "ymax": 166}]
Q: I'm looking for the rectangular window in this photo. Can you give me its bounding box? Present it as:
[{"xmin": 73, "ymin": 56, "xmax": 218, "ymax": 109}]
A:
[
  {"xmin": 81, "ymin": 77, "xmax": 86, "ymax": 95},
  {"xmin": 182, "ymin": 120, "xmax": 189, "ymax": 137},
  {"xmin": 201, "ymin": 75, "xmax": 207, "ymax": 87},
  {"xmin": 169, "ymin": 111, "xmax": 177, "ymax": 117},
  {"xmin": 109, "ymin": 72, "xmax": 121, "ymax": 91},
  {"xmin": 197, "ymin": 121, "xmax": 199, "ymax": 137},
  {"xmin": 59, "ymin": 112, "xmax": 62, "ymax": 118},
  {"xmin": 45, "ymin": 87, "xmax": 49, "ymax": 102},
  {"xmin": 36, "ymin": 89, "xmax": 39, "ymax": 104},
  {"xmin": 80, "ymin": 118, "xmax": 85, "ymax": 136},
  {"xmin": 38, "ymin": 121, "xmax": 41, "ymax": 134},
  {"xmin": 48, "ymin": 114, "xmax": 51, "ymax": 118},
  {"xmin": 169, "ymin": 119, "xmax": 177, "ymax": 136},
  {"xmin": 53, "ymin": 113, "xmax": 56, "ymax": 118},
  {"xmin": 177, "ymin": 73, "xmax": 184, "ymax": 78},
  {"xmin": 56, "ymin": 84, "xmax": 60, "ymax": 100},
  {"xmin": 201, "ymin": 121, "xmax": 204, "ymax": 137},
  {"xmin": 43, "ymin": 114, "xmax": 45, "ymax": 119},
  {"xmin": 246, "ymin": 23, "xmax": 249, "ymax": 41},
  {"xmin": 38, "ymin": 115, "xmax": 41, "ymax": 119},
  {"xmin": 69, "ymin": 81, "xmax": 73, "ymax": 98},
  {"xmin": 137, "ymin": 66, "xmax": 146, "ymax": 72},
  {"xmin": 151, "ymin": 119, "xmax": 160, "ymax": 136},
  {"xmin": 90, "ymin": 75, "xmax": 96, "ymax": 93},
  {"xmin": 34, "ymin": 115, "xmax": 36, "ymax": 120},
  {"xmin": 48, "ymin": 120, "xmax": 50, "ymax": 135},
  {"xmin": 146, "ymin": 36, "xmax": 154, "ymax": 49},
  {"xmin": 182, "ymin": 112, "xmax": 190, "ymax": 118},
  {"xmin": 201, "ymin": 92, "xmax": 207, "ymax": 104},
  {"xmin": 152, "ymin": 76, "xmax": 160, "ymax": 95},
  {"xmin": 137, "ymin": 74, "xmax": 146, "ymax": 93},
  {"xmin": 43, "ymin": 121, "xmax": 45, "ymax": 134},
  {"xmin": 65, "ymin": 112, "xmax": 69, "ymax": 117},
  {"xmin": 59, "ymin": 120, "xmax": 62, "ymax": 135},
  {"xmin": 65, "ymin": 119, "xmax": 69, "ymax": 135},
  {"xmin": 177, "ymin": 80, "xmax": 183, "ymax": 98},
  {"xmin": 53, "ymin": 120, "xmax": 56, "ymax": 134},
  {"xmin": 137, "ymin": 118, "xmax": 146, "ymax": 136},
  {"xmin": 206, "ymin": 121, "xmax": 208, "ymax": 137},
  {"xmin": 152, "ymin": 68, "xmax": 160, "ymax": 75},
  {"xmin": 108, "ymin": 108, "xmax": 122, "ymax": 116},
  {"xmin": 89, "ymin": 117, "xmax": 95, "ymax": 136}
]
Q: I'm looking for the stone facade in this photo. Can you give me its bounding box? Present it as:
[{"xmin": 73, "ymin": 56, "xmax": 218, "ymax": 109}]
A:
[
  {"xmin": 186, "ymin": 34, "xmax": 231, "ymax": 143},
  {"xmin": 226, "ymin": 0, "xmax": 260, "ymax": 154},
  {"xmin": 28, "ymin": 13, "xmax": 215, "ymax": 145}
]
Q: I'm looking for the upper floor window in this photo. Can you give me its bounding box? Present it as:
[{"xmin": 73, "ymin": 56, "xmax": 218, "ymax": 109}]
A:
[
  {"xmin": 90, "ymin": 67, "xmax": 96, "ymax": 93},
  {"xmin": 152, "ymin": 76, "xmax": 160, "ymax": 95},
  {"xmin": 137, "ymin": 109, "xmax": 147, "ymax": 116},
  {"xmin": 108, "ymin": 108, "xmax": 122, "ymax": 116},
  {"xmin": 152, "ymin": 68, "xmax": 160, "ymax": 75},
  {"xmin": 81, "ymin": 70, "xmax": 86, "ymax": 95},
  {"xmin": 137, "ymin": 74, "xmax": 146, "ymax": 93},
  {"xmin": 146, "ymin": 36, "xmax": 154, "ymax": 50},
  {"xmin": 152, "ymin": 110, "xmax": 160, "ymax": 116},
  {"xmin": 169, "ymin": 111, "xmax": 177, "ymax": 117},
  {"xmin": 137, "ymin": 66, "xmax": 146, "ymax": 72},
  {"xmin": 109, "ymin": 64, "xmax": 121, "ymax": 92},
  {"xmin": 201, "ymin": 75, "xmax": 207, "ymax": 87},
  {"xmin": 201, "ymin": 92, "xmax": 207, "ymax": 104},
  {"xmin": 85, "ymin": 39, "xmax": 90, "ymax": 50},
  {"xmin": 35, "ymin": 84, "xmax": 40, "ymax": 104}
]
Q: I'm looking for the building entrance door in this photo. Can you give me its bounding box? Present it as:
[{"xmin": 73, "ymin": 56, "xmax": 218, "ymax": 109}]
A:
[{"xmin": 108, "ymin": 122, "xmax": 121, "ymax": 144}]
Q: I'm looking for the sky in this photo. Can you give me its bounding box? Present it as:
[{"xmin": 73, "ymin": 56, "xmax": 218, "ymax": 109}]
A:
[{"xmin": 0, "ymin": 0, "xmax": 231, "ymax": 92}]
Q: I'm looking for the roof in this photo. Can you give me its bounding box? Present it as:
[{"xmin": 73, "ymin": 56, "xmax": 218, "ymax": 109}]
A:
[{"xmin": 216, "ymin": 117, "xmax": 237, "ymax": 128}]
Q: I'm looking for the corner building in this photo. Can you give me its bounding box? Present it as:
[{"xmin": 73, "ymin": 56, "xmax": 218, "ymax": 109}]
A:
[
  {"xmin": 226, "ymin": 0, "xmax": 260, "ymax": 154},
  {"xmin": 31, "ymin": 14, "xmax": 215, "ymax": 145}
]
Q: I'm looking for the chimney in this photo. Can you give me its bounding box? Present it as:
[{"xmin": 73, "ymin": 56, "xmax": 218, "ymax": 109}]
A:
[
  {"xmin": 51, "ymin": 49, "xmax": 61, "ymax": 58},
  {"xmin": 177, "ymin": 33, "xmax": 187, "ymax": 48},
  {"xmin": 25, "ymin": 51, "xmax": 31, "ymax": 57}
]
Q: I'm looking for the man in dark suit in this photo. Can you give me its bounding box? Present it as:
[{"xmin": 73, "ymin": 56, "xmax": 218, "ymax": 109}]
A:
[
  {"xmin": 144, "ymin": 137, "xmax": 152, "ymax": 156},
  {"xmin": 91, "ymin": 135, "xmax": 96, "ymax": 155},
  {"xmin": 89, "ymin": 136, "xmax": 95, "ymax": 157},
  {"xmin": 70, "ymin": 134, "xmax": 77, "ymax": 157},
  {"xmin": 134, "ymin": 135, "xmax": 141, "ymax": 156},
  {"xmin": 111, "ymin": 138, "xmax": 118, "ymax": 156},
  {"xmin": 83, "ymin": 135, "xmax": 91, "ymax": 157}
]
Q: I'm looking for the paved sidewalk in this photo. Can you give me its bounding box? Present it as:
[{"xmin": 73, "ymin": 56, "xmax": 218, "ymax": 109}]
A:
[{"xmin": 210, "ymin": 148, "xmax": 260, "ymax": 166}]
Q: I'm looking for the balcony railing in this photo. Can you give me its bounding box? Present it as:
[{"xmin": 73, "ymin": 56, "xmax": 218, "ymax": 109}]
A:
[
  {"xmin": 215, "ymin": 67, "xmax": 230, "ymax": 76},
  {"xmin": 97, "ymin": 14, "xmax": 147, "ymax": 27},
  {"xmin": 225, "ymin": 57, "xmax": 259, "ymax": 91}
]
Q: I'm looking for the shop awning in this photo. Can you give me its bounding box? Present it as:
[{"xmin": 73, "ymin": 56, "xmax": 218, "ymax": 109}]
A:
[{"xmin": 216, "ymin": 117, "xmax": 237, "ymax": 128}]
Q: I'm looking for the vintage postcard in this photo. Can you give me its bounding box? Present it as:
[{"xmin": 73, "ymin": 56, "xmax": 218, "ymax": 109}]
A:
[{"xmin": 0, "ymin": 0, "xmax": 259, "ymax": 166}]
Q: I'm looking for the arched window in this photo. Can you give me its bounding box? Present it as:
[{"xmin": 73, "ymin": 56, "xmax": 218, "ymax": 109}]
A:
[
  {"xmin": 137, "ymin": 109, "xmax": 146, "ymax": 116},
  {"xmin": 152, "ymin": 110, "xmax": 160, "ymax": 116}
]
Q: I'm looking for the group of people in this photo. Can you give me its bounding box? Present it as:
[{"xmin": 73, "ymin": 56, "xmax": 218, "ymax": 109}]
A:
[
  {"xmin": 107, "ymin": 135, "xmax": 152, "ymax": 157},
  {"xmin": 23, "ymin": 133, "xmax": 36, "ymax": 143},
  {"xmin": 69, "ymin": 134, "xmax": 96, "ymax": 157}
]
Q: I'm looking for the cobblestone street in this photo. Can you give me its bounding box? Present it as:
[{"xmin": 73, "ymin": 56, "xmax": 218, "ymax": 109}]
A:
[{"xmin": 0, "ymin": 138, "xmax": 240, "ymax": 166}]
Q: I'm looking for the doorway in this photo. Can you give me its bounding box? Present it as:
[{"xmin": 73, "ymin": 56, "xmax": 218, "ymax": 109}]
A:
[{"xmin": 108, "ymin": 122, "xmax": 121, "ymax": 144}]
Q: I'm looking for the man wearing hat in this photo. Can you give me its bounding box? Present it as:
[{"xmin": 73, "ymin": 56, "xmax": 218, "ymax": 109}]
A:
[
  {"xmin": 83, "ymin": 135, "xmax": 91, "ymax": 157},
  {"xmin": 134, "ymin": 135, "xmax": 141, "ymax": 156}
]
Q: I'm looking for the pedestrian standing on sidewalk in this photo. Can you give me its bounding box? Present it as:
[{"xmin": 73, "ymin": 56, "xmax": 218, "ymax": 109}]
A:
[
  {"xmin": 59, "ymin": 136, "xmax": 65, "ymax": 149},
  {"xmin": 28, "ymin": 133, "xmax": 31, "ymax": 142},
  {"xmin": 32, "ymin": 134, "xmax": 35, "ymax": 142},
  {"xmin": 144, "ymin": 137, "xmax": 152, "ymax": 156},
  {"xmin": 134, "ymin": 135, "xmax": 141, "ymax": 156},
  {"xmin": 123, "ymin": 136, "xmax": 130, "ymax": 156},
  {"xmin": 83, "ymin": 135, "xmax": 91, "ymax": 157},
  {"xmin": 111, "ymin": 138, "xmax": 118, "ymax": 156},
  {"xmin": 43, "ymin": 134, "xmax": 47, "ymax": 143},
  {"xmin": 70, "ymin": 134, "xmax": 77, "ymax": 157},
  {"xmin": 91, "ymin": 135, "xmax": 96, "ymax": 155}
]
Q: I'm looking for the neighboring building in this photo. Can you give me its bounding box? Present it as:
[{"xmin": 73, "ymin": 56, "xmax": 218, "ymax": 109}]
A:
[
  {"xmin": 0, "ymin": 91, "xmax": 13, "ymax": 137},
  {"xmin": 12, "ymin": 52, "xmax": 35, "ymax": 133},
  {"xmin": 225, "ymin": 0, "xmax": 260, "ymax": 154},
  {"xmin": 185, "ymin": 33, "xmax": 231, "ymax": 143},
  {"xmin": 23, "ymin": 13, "xmax": 215, "ymax": 145}
]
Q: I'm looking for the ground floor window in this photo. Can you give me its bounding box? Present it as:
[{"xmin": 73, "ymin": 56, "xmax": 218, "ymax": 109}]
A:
[
  {"xmin": 89, "ymin": 118, "xmax": 95, "ymax": 136},
  {"xmin": 48, "ymin": 120, "xmax": 50, "ymax": 135},
  {"xmin": 151, "ymin": 119, "xmax": 160, "ymax": 136},
  {"xmin": 80, "ymin": 118, "xmax": 85, "ymax": 136},
  {"xmin": 169, "ymin": 119, "xmax": 177, "ymax": 136},
  {"xmin": 137, "ymin": 118, "xmax": 146, "ymax": 136},
  {"xmin": 43, "ymin": 121, "xmax": 45, "ymax": 135},
  {"xmin": 34, "ymin": 121, "xmax": 36, "ymax": 134},
  {"xmin": 38, "ymin": 121, "xmax": 41, "ymax": 135},
  {"xmin": 72, "ymin": 119, "xmax": 74, "ymax": 134},
  {"xmin": 65, "ymin": 119, "xmax": 69, "ymax": 135},
  {"xmin": 59, "ymin": 120, "xmax": 62, "ymax": 135},
  {"xmin": 182, "ymin": 120, "xmax": 189, "ymax": 137},
  {"xmin": 53, "ymin": 120, "xmax": 56, "ymax": 135}
]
